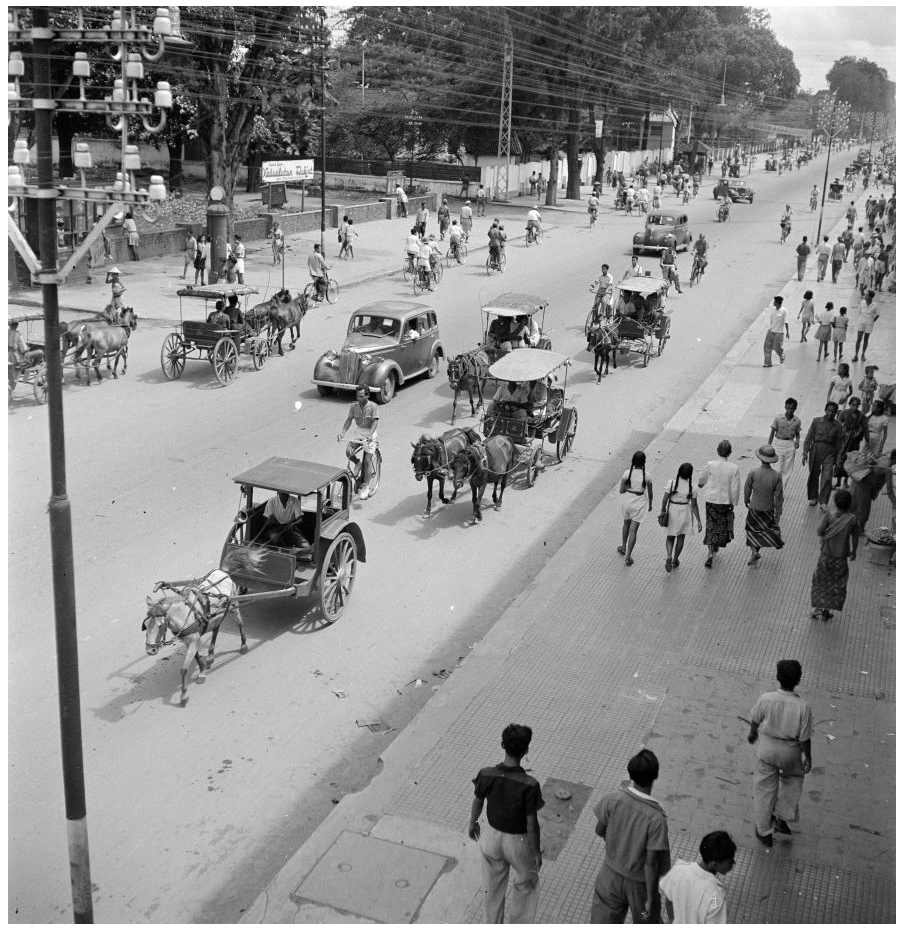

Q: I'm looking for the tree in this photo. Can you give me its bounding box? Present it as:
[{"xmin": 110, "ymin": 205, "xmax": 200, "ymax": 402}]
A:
[{"xmin": 827, "ymin": 57, "xmax": 894, "ymax": 115}]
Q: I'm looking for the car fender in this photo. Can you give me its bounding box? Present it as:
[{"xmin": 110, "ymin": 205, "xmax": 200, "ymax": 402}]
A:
[
  {"xmin": 363, "ymin": 357, "xmax": 404, "ymax": 387},
  {"xmin": 632, "ymin": 232, "xmax": 644, "ymax": 245},
  {"xmin": 313, "ymin": 353, "xmax": 340, "ymax": 383},
  {"xmin": 429, "ymin": 340, "xmax": 445, "ymax": 361}
]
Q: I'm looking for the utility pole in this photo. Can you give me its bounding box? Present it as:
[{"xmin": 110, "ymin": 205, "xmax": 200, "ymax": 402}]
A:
[
  {"xmin": 319, "ymin": 9, "xmax": 327, "ymax": 253},
  {"xmin": 494, "ymin": 11, "xmax": 513, "ymax": 202}
]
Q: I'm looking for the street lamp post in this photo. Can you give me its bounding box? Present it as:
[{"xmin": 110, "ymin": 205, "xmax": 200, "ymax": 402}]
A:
[{"xmin": 815, "ymin": 93, "xmax": 851, "ymax": 245}]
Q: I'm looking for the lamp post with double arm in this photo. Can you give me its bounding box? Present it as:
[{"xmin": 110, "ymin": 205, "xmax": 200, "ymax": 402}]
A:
[{"xmin": 815, "ymin": 93, "xmax": 852, "ymax": 245}]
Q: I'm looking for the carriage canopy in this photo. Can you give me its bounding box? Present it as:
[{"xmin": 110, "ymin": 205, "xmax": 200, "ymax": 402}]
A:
[
  {"xmin": 488, "ymin": 348, "xmax": 570, "ymax": 382},
  {"xmin": 615, "ymin": 277, "xmax": 669, "ymax": 297},
  {"xmin": 176, "ymin": 285, "xmax": 260, "ymax": 301},
  {"xmin": 232, "ymin": 457, "xmax": 346, "ymax": 496},
  {"xmin": 482, "ymin": 293, "xmax": 549, "ymax": 318}
]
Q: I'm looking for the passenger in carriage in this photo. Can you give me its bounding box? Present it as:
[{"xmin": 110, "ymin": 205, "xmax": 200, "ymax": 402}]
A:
[
  {"xmin": 225, "ymin": 293, "xmax": 244, "ymax": 328},
  {"xmin": 207, "ymin": 300, "xmax": 231, "ymax": 328},
  {"xmin": 528, "ymin": 378, "xmax": 548, "ymax": 417},
  {"xmin": 259, "ymin": 490, "xmax": 309, "ymax": 550}
]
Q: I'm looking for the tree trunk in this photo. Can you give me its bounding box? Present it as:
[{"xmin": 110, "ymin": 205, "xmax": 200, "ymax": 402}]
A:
[
  {"xmin": 167, "ymin": 138, "xmax": 184, "ymax": 193},
  {"xmin": 565, "ymin": 105, "xmax": 582, "ymax": 199},
  {"xmin": 544, "ymin": 133, "xmax": 559, "ymax": 206},
  {"xmin": 589, "ymin": 102, "xmax": 606, "ymax": 185}
]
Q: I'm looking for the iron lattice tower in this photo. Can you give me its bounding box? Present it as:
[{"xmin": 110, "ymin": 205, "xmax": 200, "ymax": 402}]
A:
[{"xmin": 494, "ymin": 14, "xmax": 513, "ymax": 202}]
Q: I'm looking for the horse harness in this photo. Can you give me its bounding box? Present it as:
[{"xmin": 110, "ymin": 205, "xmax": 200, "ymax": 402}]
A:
[{"xmin": 144, "ymin": 573, "xmax": 232, "ymax": 648}]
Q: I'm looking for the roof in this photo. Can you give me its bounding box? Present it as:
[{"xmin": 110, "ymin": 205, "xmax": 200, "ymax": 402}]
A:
[
  {"xmin": 617, "ymin": 277, "xmax": 669, "ymax": 295},
  {"xmin": 483, "ymin": 293, "xmax": 548, "ymax": 318},
  {"xmin": 488, "ymin": 348, "xmax": 570, "ymax": 381},
  {"xmin": 232, "ymin": 457, "xmax": 345, "ymax": 495},
  {"xmin": 177, "ymin": 285, "xmax": 260, "ymax": 300},
  {"xmin": 352, "ymin": 301, "xmax": 432, "ymax": 319}
]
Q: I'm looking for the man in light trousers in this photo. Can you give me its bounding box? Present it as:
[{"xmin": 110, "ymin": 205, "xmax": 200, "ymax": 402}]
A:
[
  {"xmin": 763, "ymin": 295, "xmax": 790, "ymax": 367},
  {"xmin": 767, "ymin": 397, "xmax": 801, "ymax": 481}
]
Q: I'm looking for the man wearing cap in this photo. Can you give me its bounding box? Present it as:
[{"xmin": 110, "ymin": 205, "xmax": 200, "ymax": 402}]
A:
[
  {"xmin": 233, "ymin": 234, "xmax": 246, "ymax": 285},
  {"xmin": 763, "ymin": 295, "xmax": 790, "ymax": 367},
  {"xmin": 744, "ymin": 445, "xmax": 785, "ymax": 566},
  {"xmin": 8, "ymin": 320, "xmax": 44, "ymax": 368},
  {"xmin": 460, "ymin": 200, "xmax": 473, "ymax": 242}
]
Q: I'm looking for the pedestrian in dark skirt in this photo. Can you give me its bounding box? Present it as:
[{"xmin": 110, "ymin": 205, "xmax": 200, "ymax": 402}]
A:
[
  {"xmin": 744, "ymin": 445, "xmax": 785, "ymax": 566},
  {"xmin": 698, "ymin": 440, "xmax": 740, "ymax": 568},
  {"xmin": 810, "ymin": 489, "xmax": 858, "ymax": 620}
]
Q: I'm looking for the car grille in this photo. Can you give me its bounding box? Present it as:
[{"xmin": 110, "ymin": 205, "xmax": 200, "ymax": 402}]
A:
[{"xmin": 339, "ymin": 351, "xmax": 359, "ymax": 385}]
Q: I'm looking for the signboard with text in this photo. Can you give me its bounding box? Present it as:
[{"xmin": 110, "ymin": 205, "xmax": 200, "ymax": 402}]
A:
[{"xmin": 261, "ymin": 159, "xmax": 314, "ymax": 183}]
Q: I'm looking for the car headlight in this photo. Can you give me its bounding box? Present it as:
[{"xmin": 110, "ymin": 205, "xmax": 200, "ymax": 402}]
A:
[
  {"xmin": 325, "ymin": 349, "xmax": 338, "ymax": 361},
  {"xmin": 359, "ymin": 354, "xmax": 372, "ymax": 366}
]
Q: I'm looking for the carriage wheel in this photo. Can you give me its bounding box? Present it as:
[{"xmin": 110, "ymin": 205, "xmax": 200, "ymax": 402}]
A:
[
  {"xmin": 324, "ymin": 279, "xmax": 339, "ymax": 305},
  {"xmin": 642, "ymin": 345, "xmax": 651, "ymax": 368},
  {"xmin": 32, "ymin": 366, "xmax": 48, "ymax": 405},
  {"xmin": 251, "ymin": 337, "xmax": 268, "ymax": 370},
  {"xmin": 556, "ymin": 409, "xmax": 578, "ymax": 462},
  {"xmin": 318, "ymin": 531, "xmax": 358, "ymax": 624},
  {"xmin": 527, "ymin": 446, "xmax": 543, "ymax": 487},
  {"xmin": 584, "ymin": 307, "xmax": 599, "ymax": 338},
  {"xmin": 160, "ymin": 332, "xmax": 186, "ymax": 381},
  {"xmin": 213, "ymin": 337, "xmax": 239, "ymax": 385},
  {"xmin": 657, "ymin": 320, "xmax": 671, "ymax": 356}
]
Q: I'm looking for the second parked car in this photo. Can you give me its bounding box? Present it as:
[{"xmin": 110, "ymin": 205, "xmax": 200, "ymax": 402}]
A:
[{"xmin": 713, "ymin": 179, "xmax": 755, "ymax": 202}]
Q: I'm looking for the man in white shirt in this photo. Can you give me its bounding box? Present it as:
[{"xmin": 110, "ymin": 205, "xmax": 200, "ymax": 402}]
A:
[
  {"xmin": 490, "ymin": 381, "xmax": 529, "ymax": 423},
  {"xmin": 395, "ymin": 183, "xmax": 408, "ymax": 217},
  {"xmin": 405, "ymin": 228, "xmax": 420, "ymax": 261},
  {"xmin": 261, "ymin": 491, "xmax": 306, "ymax": 548},
  {"xmin": 660, "ymin": 831, "xmax": 736, "ymax": 923},
  {"xmin": 460, "ymin": 200, "xmax": 473, "ymax": 241},
  {"xmin": 763, "ymin": 295, "xmax": 790, "ymax": 367},
  {"xmin": 307, "ymin": 244, "xmax": 330, "ymax": 296},
  {"xmin": 622, "ymin": 255, "xmax": 645, "ymax": 280},
  {"xmin": 339, "ymin": 385, "xmax": 380, "ymax": 498},
  {"xmin": 815, "ymin": 235, "xmax": 832, "ymax": 282},
  {"xmin": 526, "ymin": 206, "xmax": 541, "ymax": 238},
  {"xmin": 233, "ymin": 234, "xmax": 246, "ymax": 284}
]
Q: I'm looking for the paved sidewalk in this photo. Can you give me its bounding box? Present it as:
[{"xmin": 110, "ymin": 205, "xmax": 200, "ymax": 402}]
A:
[{"xmin": 241, "ymin": 208, "xmax": 895, "ymax": 919}]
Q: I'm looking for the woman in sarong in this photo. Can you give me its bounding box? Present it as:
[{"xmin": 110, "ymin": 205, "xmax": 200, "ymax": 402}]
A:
[
  {"xmin": 744, "ymin": 446, "xmax": 785, "ymax": 566},
  {"xmin": 810, "ymin": 489, "xmax": 859, "ymax": 621}
]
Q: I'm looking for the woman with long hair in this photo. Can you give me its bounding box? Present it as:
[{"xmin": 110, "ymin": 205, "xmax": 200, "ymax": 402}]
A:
[
  {"xmin": 618, "ymin": 451, "xmax": 653, "ymax": 566},
  {"xmin": 661, "ymin": 462, "xmax": 702, "ymax": 572}
]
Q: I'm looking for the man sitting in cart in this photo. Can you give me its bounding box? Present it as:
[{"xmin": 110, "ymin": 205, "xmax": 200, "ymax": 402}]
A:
[
  {"xmin": 259, "ymin": 490, "xmax": 309, "ymax": 551},
  {"xmin": 528, "ymin": 378, "xmax": 548, "ymax": 418},
  {"xmin": 8, "ymin": 319, "xmax": 44, "ymax": 368},
  {"xmin": 613, "ymin": 291, "xmax": 638, "ymax": 320},
  {"xmin": 206, "ymin": 300, "xmax": 231, "ymax": 329},
  {"xmin": 338, "ymin": 385, "xmax": 379, "ymax": 499},
  {"xmin": 225, "ymin": 293, "xmax": 244, "ymax": 328},
  {"xmin": 489, "ymin": 380, "xmax": 530, "ymax": 424}
]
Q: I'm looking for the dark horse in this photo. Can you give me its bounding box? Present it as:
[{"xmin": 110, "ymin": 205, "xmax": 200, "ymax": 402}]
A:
[
  {"xmin": 447, "ymin": 349, "xmax": 489, "ymax": 422},
  {"xmin": 586, "ymin": 321, "xmax": 619, "ymax": 381},
  {"xmin": 450, "ymin": 436, "xmax": 517, "ymax": 524},
  {"xmin": 411, "ymin": 426, "xmax": 481, "ymax": 517},
  {"xmin": 72, "ymin": 307, "xmax": 138, "ymax": 384},
  {"xmin": 252, "ymin": 288, "xmax": 307, "ymax": 356}
]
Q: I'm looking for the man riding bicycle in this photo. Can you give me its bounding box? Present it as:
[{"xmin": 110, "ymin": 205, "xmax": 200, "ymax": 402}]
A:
[
  {"xmin": 526, "ymin": 206, "xmax": 542, "ymax": 241},
  {"xmin": 780, "ymin": 204, "xmax": 792, "ymax": 242},
  {"xmin": 338, "ymin": 385, "xmax": 379, "ymax": 500},
  {"xmin": 692, "ymin": 234, "xmax": 709, "ymax": 280},
  {"xmin": 659, "ymin": 241, "xmax": 683, "ymax": 294},
  {"xmin": 587, "ymin": 193, "xmax": 600, "ymax": 224},
  {"xmin": 307, "ymin": 243, "xmax": 331, "ymax": 298},
  {"xmin": 448, "ymin": 220, "xmax": 464, "ymax": 263}
]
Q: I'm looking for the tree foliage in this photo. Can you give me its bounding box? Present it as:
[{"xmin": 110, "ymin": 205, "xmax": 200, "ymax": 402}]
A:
[{"xmin": 827, "ymin": 57, "xmax": 894, "ymax": 114}]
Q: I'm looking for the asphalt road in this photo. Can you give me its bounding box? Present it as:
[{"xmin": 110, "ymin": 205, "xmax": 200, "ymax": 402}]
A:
[{"xmin": 8, "ymin": 150, "xmax": 857, "ymax": 922}]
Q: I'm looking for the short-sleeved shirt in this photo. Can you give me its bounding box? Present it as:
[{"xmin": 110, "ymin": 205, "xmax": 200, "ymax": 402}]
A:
[
  {"xmin": 660, "ymin": 860, "xmax": 727, "ymax": 923},
  {"xmin": 750, "ymin": 689, "xmax": 812, "ymax": 742},
  {"xmin": 307, "ymin": 252, "xmax": 328, "ymax": 276},
  {"xmin": 593, "ymin": 786, "xmax": 670, "ymax": 882},
  {"xmin": 494, "ymin": 383, "xmax": 528, "ymax": 404},
  {"xmin": 472, "ymin": 763, "xmax": 544, "ymax": 834},
  {"xmin": 767, "ymin": 307, "xmax": 787, "ymax": 333},
  {"xmin": 264, "ymin": 495, "xmax": 301, "ymax": 525},
  {"xmin": 348, "ymin": 399, "xmax": 379, "ymax": 431},
  {"xmin": 771, "ymin": 414, "xmax": 801, "ymax": 442}
]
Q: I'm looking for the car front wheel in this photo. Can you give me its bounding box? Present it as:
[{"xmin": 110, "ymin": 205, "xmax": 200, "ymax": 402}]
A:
[{"xmin": 377, "ymin": 372, "xmax": 396, "ymax": 404}]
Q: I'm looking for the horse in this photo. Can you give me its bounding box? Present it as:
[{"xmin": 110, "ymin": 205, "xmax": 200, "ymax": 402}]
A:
[
  {"xmin": 586, "ymin": 321, "xmax": 619, "ymax": 381},
  {"xmin": 410, "ymin": 426, "xmax": 480, "ymax": 517},
  {"xmin": 450, "ymin": 436, "xmax": 517, "ymax": 524},
  {"xmin": 73, "ymin": 307, "xmax": 138, "ymax": 384},
  {"xmin": 142, "ymin": 548, "xmax": 263, "ymax": 705},
  {"xmin": 447, "ymin": 349, "xmax": 489, "ymax": 422},
  {"xmin": 250, "ymin": 289, "xmax": 307, "ymax": 355},
  {"xmin": 60, "ymin": 305, "xmax": 121, "ymax": 372}
]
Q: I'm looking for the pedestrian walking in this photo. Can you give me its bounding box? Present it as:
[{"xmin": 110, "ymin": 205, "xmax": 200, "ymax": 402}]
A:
[
  {"xmin": 768, "ymin": 398, "xmax": 801, "ymax": 481},
  {"xmin": 795, "ymin": 236, "xmax": 810, "ymax": 281},
  {"xmin": 338, "ymin": 214, "xmax": 348, "ymax": 254},
  {"xmin": 529, "ymin": 170, "xmax": 538, "ymax": 197},
  {"xmin": 395, "ymin": 183, "xmax": 409, "ymax": 218},
  {"xmin": 835, "ymin": 397, "xmax": 868, "ymax": 488},
  {"xmin": 437, "ymin": 197, "xmax": 450, "ymax": 240},
  {"xmin": 193, "ymin": 234, "xmax": 209, "ymax": 286},
  {"xmin": 339, "ymin": 219, "xmax": 357, "ymax": 260},
  {"xmin": 811, "ymin": 489, "xmax": 859, "ymax": 618},
  {"xmin": 762, "ymin": 295, "xmax": 789, "ymax": 366},
  {"xmin": 699, "ymin": 440, "xmax": 740, "ymax": 568},
  {"xmin": 660, "ymin": 462, "xmax": 702, "ymax": 573},
  {"xmin": 845, "ymin": 200, "xmax": 858, "ymax": 227},
  {"xmin": 827, "ymin": 362, "xmax": 853, "ymax": 408},
  {"xmin": 873, "ymin": 246, "xmax": 889, "ymax": 291},
  {"xmin": 830, "ymin": 236, "xmax": 846, "ymax": 283},
  {"xmin": 849, "ymin": 450, "xmax": 894, "ymax": 535},
  {"xmin": 816, "ymin": 235, "xmax": 831, "ymax": 281},
  {"xmin": 796, "ymin": 290, "xmax": 814, "ymax": 342},
  {"xmin": 415, "ymin": 201, "xmax": 429, "ymax": 238},
  {"xmin": 831, "ymin": 306, "xmax": 849, "ymax": 362},
  {"xmin": 841, "ymin": 225, "xmax": 854, "ymax": 261},
  {"xmin": 856, "ymin": 252, "xmax": 874, "ymax": 296},
  {"xmin": 852, "ymin": 291, "xmax": 879, "ymax": 360},
  {"xmin": 589, "ymin": 749, "xmax": 670, "ymax": 924},
  {"xmin": 182, "ymin": 229, "xmax": 197, "ymax": 278},
  {"xmin": 617, "ymin": 451, "xmax": 653, "ymax": 567},
  {"xmin": 476, "ymin": 184, "xmax": 487, "ymax": 216},
  {"xmin": 865, "ymin": 400, "xmax": 889, "ymax": 456},
  {"xmin": 747, "ymin": 660, "xmax": 813, "ymax": 845},
  {"xmin": 659, "ymin": 831, "xmax": 736, "ymax": 924},
  {"xmin": 469, "ymin": 724, "xmax": 543, "ymax": 924},
  {"xmin": 459, "ymin": 174, "xmax": 470, "ymax": 199},
  {"xmin": 271, "ymin": 222, "xmax": 284, "ymax": 265},
  {"xmin": 814, "ymin": 301, "xmax": 833, "ymax": 360},
  {"xmin": 233, "ymin": 234, "xmax": 246, "ymax": 284},
  {"xmin": 123, "ymin": 211, "xmax": 140, "ymax": 261},
  {"xmin": 858, "ymin": 364, "xmax": 879, "ymax": 410},
  {"xmin": 460, "ymin": 200, "xmax": 473, "ymax": 242},
  {"xmin": 852, "ymin": 226, "xmax": 866, "ymax": 265},
  {"xmin": 802, "ymin": 402, "xmax": 843, "ymax": 508},
  {"xmin": 744, "ymin": 446, "xmax": 785, "ymax": 566}
]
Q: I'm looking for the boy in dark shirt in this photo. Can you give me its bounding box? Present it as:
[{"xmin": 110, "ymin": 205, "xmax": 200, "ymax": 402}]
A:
[{"xmin": 469, "ymin": 723, "xmax": 544, "ymax": 923}]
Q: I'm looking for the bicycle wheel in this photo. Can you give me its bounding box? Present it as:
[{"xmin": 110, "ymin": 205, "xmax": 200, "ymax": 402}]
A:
[
  {"xmin": 459, "ymin": 242, "xmax": 468, "ymax": 262},
  {"xmin": 486, "ymin": 255, "xmax": 494, "ymax": 275},
  {"xmin": 584, "ymin": 307, "xmax": 599, "ymax": 338},
  {"xmin": 446, "ymin": 248, "xmax": 454, "ymax": 268},
  {"xmin": 499, "ymin": 251, "xmax": 507, "ymax": 271},
  {"xmin": 324, "ymin": 279, "xmax": 339, "ymax": 304},
  {"xmin": 432, "ymin": 262, "xmax": 443, "ymax": 284},
  {"xmin": 303, "ymin": 282, "xmax": 317, "ymax": 303},
  {"xmin": 402, "ymin": 258, "xmax": 414, "ymax": 282}
]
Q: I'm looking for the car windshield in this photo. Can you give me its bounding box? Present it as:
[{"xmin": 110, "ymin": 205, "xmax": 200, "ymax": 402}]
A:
[
  {"xmin": 647, "ymin": 215, "xmax": 675, "ymax": 225},
  {"xmin": 350, "ymin": 315, "xmax": 400, "ymax": 338}
]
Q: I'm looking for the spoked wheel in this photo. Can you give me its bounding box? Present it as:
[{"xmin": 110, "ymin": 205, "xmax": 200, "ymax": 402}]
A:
[
  {"xmin": 446, "ymin": 248, "xmax": 455, "ymax": 268},
  {"xmin": 32, "ymin": 366, "xmax": 48, "ymax": 405},
  {"xmin": 303, "ymin": 282, "xmax": 317, "ymax": 303},
  {"xmin": 160, "ymin": 332, "xmax": 186, "ymax": 380},
  {"xmin": 318, "ymin": 531, "xmax": 358, "ymax": 624},
  {"xmin": 499, "ymin": 251, "xmax": 507, "ymax": 272},
  {"xmin": 556, "ymin": 408, "xmax": 577, "ymax": 462},
  {"xmin": 413, "ymin": 272, "xmax": 427, "ymax": 295},
  {"xmin": 585, "ymin": 307, "xmax": 601, "ymax": 338},
  {"xmin": 485, "ymin": 255, "xmax": 494, "ymax": 275},
  {"xmin": 527, "ymin": 446, "xmax": 543, "ymax": 487},
  {"xmin": 360, "ymin": 448, "xmax": 382, "ymax": 498},
  {"xmin": 459, "ymin": 242, "xmax": 468, "ymax": 262},
  {"xmin": 432, "ymin": 262, "xmax": 443, "ymax": 284},
  {"xmin": 642, "ymin": 344, "xmax": 652, "ymax": 367},
  {"xmin": 251, "ymin": 336, "xmax": 268, "ymax": 370},
  {"xmin": 324, "ymin": 279, "xmax": 339, "ymax": 304},
  {"xmin": 657, "ymin": 319, "xmax": 671, "ymax": 356},
  {"xmin": 213, "ymin": 337, "xmax": 239, "ymax": 385},
  {"xmin": 402, "ymin": 259, "xmax": 414, "ymax": 282}
]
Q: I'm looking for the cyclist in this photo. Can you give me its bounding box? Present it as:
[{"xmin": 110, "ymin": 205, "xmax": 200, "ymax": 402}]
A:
[
  {"xmin": 307, "ymin": 243, "xmax": 331, "ymax": 299},
  {"xmin": 637, "ymin": 184, "xmax": 650, "ymax": 213},
  {"xmin": 692, "ymin": 172, "xmax": 701, "ymax": 197},
  {"xmin": 692, "ymin": 233, "xmax": 708, "ymax": 281},
  {"xmin": 659, "ymin": 241, "xmax": 682, "ymax": 293},
  {"xmin": 338, "ymin": 385, "xmax": 379, "ymax": 500},
  {"xmin": 780, "ymin": 204, "xmax": 792, "ymax": 243},
  {"xmin": 404, "ymin": 227, "xmax": 420, "ymax": 274},
  {"xmin": 809, "ymin": 185, "xmax": 819, "ymax": 212},
  {"xmin": 526, "ymin": 205, "xmax": 542, "ymax": 241},
  {"xmin": 416, "ymin": 236, "xmax": 435, "ymax": 288},
  {"xmin": 624, "ymin": 183, "xmax": 636, "ymax": 214},
  {"xmin": 591, "ymin": 263, "xmax": 614, "ymax": 322},
  {"xmin": 587, "ymin": 192, "xmax": 600, "ymax": 226},
  {"xmin": 488, "ymin": 220, "xmax": 502, "ymax": 266},
  {"xmin": 448, "ymin": 220, "xmax": 464, "ymax": 263},
  {"xmin": 718, "ymin": 195, "xmax": 731, "ymax": 222}
]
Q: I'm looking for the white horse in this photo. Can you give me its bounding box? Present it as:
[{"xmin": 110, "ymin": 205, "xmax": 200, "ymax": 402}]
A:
[{"xmin": 143, "ymin": 549, "xmax": 263, "ymax": 704}]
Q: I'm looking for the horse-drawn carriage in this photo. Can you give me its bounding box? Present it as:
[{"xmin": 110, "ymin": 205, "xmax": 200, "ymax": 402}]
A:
[
  {"xmin": 8, "ymin": 315, "xmax": 48, "ymax": 404},
  {"xmin": 144, "ymin": 457, "xmax": 366, "ymax": 703},
  {"xmin": 587, "ymin": 277, "xmax": 671, "ymax": 376},
  {"xmin": 161, "ymin": 285, "xmax": 268, "ymax": 386},
  {"xmin": 829, "ymin": 180, "xmax": 844, "ymax": 201}
]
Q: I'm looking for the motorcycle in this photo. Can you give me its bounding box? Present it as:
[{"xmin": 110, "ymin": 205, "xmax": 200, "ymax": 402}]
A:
[
  {"xmin": 717, "ymin": 202, "xmax": 730, "ymax": 223},
  {"xmin": 342, "ymin": 439, "xmax": 382, "ymax": 500},
  {"xmin": 780, "ymin": 220, "xmax": 791, "ymax": 244}
]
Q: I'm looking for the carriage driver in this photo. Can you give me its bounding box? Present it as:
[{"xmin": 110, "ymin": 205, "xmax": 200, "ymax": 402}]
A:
[
  {"xmin": 338, "ymin": 385, "xmax": 379, "ymax": 499},
  {"xmin": 8, "ymin": 319, "xmax": 44, "ymax": 368},
  {"xmin": 489, "ymin": 380, "xmax": 530, "ymax": 424},
  {"xmin": 259, "ymin": 491, "xmax": 308, "ymax": 550}
]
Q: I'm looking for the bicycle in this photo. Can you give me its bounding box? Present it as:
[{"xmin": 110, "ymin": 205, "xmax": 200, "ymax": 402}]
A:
[
  {"xmin": 413, "ymin": 262, "xmax": 441, "ymax": 294},
  {"xmin": 402, "ymin": 254, "xmax": 417, "ymax": 282},
  {"xmin": 689, "ymin": 255, "xmax": 706, "ymax": 287},
  {"xmin": 303, "ymin": 276, "xmax": 339, "ymax": 305},
  {"xmin": 780, "ymin": 221, "xmax": 791, "ymax": 244},
  {"xmin": 809, "ymin": 195, "xmax": 818, "ymax": 212},
  {"xmin": 446, "ymin": 241, "xmax": 467, "ymax": 267},
  {"xmin": 485, "ymin": 248, "xmax": 507, "ymax": 275},
  {"xmin": 525, "ymin": 224, "xmax": 543, "ymax": 246},
  {"xmin": 343, "ymin": 439, "xmax": 382, "ymax": 501},
  {"xmin": 589, "ymin": 207, "xmax": 598, "ymax": 228}
]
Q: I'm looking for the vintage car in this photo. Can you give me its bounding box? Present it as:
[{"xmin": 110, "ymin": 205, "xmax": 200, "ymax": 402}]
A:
[
  {"xmin": 713, "ymin": 179, "xmax": 755, "ymax": 203},
  {"xmin": 632, "ymin": 210, "xmax": 692, "ymax": 255},
  {"xmin": 312, "ymin": 300, "xmax": 444, "ymax": 404}
]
